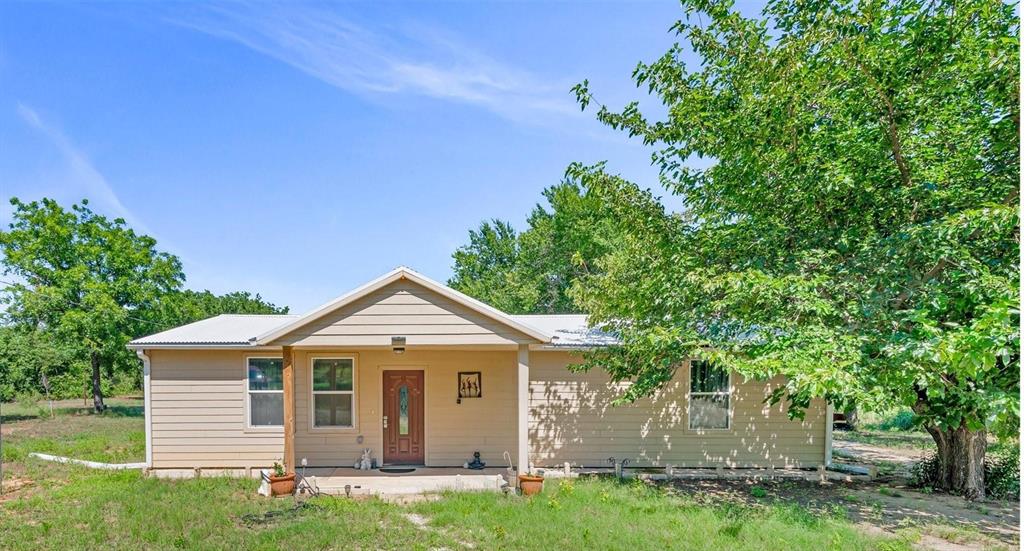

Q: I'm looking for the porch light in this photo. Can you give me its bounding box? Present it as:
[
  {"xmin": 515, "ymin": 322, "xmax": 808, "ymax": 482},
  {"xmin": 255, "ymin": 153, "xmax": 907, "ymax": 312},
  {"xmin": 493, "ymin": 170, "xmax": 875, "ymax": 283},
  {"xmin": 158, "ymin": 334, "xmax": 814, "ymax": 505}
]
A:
[{"xmin": 391, "ymin": 336, "xmax": 406, "ymax": 354}]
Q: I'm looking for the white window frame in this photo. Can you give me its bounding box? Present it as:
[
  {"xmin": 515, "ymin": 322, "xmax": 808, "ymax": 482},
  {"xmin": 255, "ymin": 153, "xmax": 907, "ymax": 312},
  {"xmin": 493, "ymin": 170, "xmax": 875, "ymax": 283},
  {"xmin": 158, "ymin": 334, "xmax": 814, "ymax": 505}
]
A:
[
  {"xmin": 309, "ymin": 355, "xmax": 358, "ymax": 432},
  {"xmin": 687, "ymin": 359, "xmax": 732, "ymax": 431},
  {"xmin": 244, "ymin": 355, "xmax": 284, "ymax": 431}
]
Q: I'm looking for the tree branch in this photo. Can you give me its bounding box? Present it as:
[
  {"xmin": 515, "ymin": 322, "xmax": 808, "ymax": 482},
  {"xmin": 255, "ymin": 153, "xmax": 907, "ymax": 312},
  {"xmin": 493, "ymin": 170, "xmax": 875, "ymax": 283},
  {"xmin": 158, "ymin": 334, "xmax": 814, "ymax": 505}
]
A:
[
  {"xmin": 842, "ymin": 42, "xmax": 912, "ymax": 188},
  {"xmin": 892, "ymin": 187, "xmax": 1019, "ymax": 309}
]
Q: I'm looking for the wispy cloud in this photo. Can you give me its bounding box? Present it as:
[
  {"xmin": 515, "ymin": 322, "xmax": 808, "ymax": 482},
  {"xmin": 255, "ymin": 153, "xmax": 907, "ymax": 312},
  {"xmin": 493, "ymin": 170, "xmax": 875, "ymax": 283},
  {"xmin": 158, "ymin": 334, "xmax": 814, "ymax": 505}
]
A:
[
  {"xmin": 15, "ymin": 103, "xmax": 152, "ymax": 235},
  {"xmin": 166, "ymin": 4, "xmax": 580, "ymax": 124}
]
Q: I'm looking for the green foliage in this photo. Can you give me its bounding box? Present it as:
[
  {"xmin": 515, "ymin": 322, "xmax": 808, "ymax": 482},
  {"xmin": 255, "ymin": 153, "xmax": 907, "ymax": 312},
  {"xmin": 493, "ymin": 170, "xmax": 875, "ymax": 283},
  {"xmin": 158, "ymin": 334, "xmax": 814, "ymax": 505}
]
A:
[
  {"xmin": 0, "ymin": 197, "xmax": 288, "ymax": 401},
  {"xmin": 0, "ymin": 198, "xmax": 184, "ymax": 407},
  {"xmin": 750, "ymin": 486, "xmax": 767, "ymax": 498},
  {"xmin": 568, "ymin": 0, "xmax": 1019, "ymax": 446},
  {"xmin": 874, "ymin": 410, "xmax": 917, "ymax": 432},
  {"xmin": 0, "ymin": 326, "xmax": 83, "ymax": 401},
  {"xmin": 983, "ymin": 444, "xmax": 1020, "ymax": 500},
  {"xmin": 449, "ymin": 179, "xmax": 621, "ymax": 314}
]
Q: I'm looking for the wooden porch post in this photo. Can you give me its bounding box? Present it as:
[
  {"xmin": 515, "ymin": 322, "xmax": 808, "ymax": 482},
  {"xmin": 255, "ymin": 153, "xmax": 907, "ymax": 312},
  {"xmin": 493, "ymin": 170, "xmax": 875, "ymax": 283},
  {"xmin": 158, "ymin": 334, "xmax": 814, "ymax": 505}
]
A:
[
  {"xmin": 517, "ymin": 344, "xmax": 530, "ymax": 477},
  {"xmin": 282, "ymin": 345, "xmax": 295, "ymax": 473}
]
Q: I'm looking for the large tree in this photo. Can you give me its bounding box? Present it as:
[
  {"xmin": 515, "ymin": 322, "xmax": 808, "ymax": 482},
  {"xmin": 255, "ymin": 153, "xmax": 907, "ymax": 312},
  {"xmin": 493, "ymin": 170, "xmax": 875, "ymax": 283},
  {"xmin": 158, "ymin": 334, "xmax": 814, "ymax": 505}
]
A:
[
  {"xmin": 0, "ymin": 198, "xmax": 289, "ymax": 408},
  {"xmin": 570, "ymin": 0, "xmax": 1018, "ymax": 499},
  {"xmin": 0, "ymin": 199, "xmax": 185, "ymax": 411},
  {"xmin": 449, "ymin": 180, "xmax": 621, "ymax": 313}
]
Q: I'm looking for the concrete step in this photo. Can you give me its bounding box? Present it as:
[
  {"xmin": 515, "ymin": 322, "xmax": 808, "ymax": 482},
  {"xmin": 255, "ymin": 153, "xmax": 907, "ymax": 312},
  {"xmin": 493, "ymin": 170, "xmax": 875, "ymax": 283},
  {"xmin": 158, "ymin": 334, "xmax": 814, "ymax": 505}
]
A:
[{"xmin": 309, "ymin": 474, "xmax": 508, "ymax": 496}]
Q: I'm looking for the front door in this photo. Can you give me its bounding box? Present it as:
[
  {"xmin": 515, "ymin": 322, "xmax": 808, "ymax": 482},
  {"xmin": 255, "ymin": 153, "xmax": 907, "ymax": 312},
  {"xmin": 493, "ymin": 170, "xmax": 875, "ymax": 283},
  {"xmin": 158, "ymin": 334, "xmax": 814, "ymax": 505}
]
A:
[{"xmin": 383, "ymin": 370, "xmax": 424, "ymax": 464}]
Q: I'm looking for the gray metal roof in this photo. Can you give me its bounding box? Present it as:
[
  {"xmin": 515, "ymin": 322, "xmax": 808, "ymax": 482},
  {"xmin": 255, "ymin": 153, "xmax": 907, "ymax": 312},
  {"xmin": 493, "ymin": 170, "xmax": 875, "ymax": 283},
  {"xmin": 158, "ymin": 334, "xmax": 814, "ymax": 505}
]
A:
[
  {"xmin": 129, "ymin": 314, "xmax": 300, "ymax": 346},
  {"xmin": 129, "ymin": 313, "xmax": 618, "ymax": 348},
  {"xmin": 511, "ymin": 315, "xmax": 620, "ymax": 348}
]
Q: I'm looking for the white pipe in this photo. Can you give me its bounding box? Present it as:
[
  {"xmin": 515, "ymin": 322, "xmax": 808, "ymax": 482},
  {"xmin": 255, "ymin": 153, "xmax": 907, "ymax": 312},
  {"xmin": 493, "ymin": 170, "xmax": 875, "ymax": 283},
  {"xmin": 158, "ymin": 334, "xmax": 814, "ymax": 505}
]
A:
[
  {"xmin": 29, "ymin": 453, "xmax": 145, "ymax": 470},
  {"xmin": 136, "ymin": 349, "xmax": 153, "ymax": 470}
]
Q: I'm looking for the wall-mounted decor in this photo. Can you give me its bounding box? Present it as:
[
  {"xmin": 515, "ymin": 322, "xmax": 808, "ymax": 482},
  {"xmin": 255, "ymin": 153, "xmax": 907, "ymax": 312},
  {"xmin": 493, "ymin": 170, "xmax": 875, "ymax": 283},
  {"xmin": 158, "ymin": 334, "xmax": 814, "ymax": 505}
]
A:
[{"xmin": 458, "ymin": 371, "xmax": 482, "ymax": 399}]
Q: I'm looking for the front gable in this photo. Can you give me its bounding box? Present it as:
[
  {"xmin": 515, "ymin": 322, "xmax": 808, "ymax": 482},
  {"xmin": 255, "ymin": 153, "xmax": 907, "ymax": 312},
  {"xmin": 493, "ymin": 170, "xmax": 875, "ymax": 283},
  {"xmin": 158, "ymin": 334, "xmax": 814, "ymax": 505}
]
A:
[{"xmin": 263, "ymin": 268, "xmax": 548, "ymax": 348}]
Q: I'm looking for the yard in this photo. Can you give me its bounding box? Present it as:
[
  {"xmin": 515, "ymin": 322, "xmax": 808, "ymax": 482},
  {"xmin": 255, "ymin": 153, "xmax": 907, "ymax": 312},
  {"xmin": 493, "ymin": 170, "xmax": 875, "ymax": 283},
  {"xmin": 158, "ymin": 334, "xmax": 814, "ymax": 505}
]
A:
[{"xmin": 0, "ymin": 398, "xmax": 1017, "ymax": 550}]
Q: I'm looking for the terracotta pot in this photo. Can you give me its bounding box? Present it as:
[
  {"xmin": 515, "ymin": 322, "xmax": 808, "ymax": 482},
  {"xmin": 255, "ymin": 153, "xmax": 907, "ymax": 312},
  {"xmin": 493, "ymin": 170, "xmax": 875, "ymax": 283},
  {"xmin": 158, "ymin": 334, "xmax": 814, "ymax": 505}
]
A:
[
  {"xmin": 269, "ymin": 473, "xmax": 296, "ymax": 496},
  {"xmin": 518, "ymin": 474, "xmax": 544, "ymax": 496}
]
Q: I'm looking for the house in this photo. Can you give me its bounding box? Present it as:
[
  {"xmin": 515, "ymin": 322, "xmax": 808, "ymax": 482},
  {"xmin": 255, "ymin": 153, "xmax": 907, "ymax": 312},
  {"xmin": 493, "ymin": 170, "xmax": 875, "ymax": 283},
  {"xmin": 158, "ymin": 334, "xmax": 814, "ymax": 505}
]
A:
[{"xmin": 128, "ymin": 266, "xmax": 831, "ymax": 478}]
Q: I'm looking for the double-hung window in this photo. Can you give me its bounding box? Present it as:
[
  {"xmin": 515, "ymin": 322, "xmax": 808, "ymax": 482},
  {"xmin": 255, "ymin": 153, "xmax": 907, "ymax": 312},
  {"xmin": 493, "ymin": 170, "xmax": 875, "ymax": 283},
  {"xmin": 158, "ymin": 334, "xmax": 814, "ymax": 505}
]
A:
[
  {"xmin": 688, "ymin": 360, "xmax": 730, "ymax": 430},
  {"xmin": 247, "ymin": 357, "xmax": 283, "ymax": 427},
  {"xmin": 312, "ymin": 357, "xmax": 355, "ymax": 428}
]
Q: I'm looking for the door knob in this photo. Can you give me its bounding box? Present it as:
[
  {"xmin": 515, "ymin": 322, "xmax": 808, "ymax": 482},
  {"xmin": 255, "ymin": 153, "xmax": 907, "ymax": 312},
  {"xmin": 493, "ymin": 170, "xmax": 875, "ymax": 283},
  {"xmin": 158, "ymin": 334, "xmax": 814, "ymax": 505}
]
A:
[{"xmin": 383, "ymin": 416, "xmax": 388, "ymax": 428}]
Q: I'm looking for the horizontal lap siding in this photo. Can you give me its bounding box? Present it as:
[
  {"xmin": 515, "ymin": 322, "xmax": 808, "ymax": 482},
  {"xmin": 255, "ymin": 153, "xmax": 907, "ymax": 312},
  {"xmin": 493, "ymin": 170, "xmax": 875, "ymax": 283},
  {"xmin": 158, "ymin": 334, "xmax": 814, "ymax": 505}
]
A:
[
  {"xmin": 293, "ymin": 349, "xmax": 517, "ymax": 467},
  {"xmin": 271, "ymin": 281, "xmax": 534, "ymax": 347},
  {"xmin": 528, "ymin": 351, "xmax": 826, "ymax": 468},
  {"xmin": 149, "ymin": 350, "xmax": 283, "ymax": 469}
]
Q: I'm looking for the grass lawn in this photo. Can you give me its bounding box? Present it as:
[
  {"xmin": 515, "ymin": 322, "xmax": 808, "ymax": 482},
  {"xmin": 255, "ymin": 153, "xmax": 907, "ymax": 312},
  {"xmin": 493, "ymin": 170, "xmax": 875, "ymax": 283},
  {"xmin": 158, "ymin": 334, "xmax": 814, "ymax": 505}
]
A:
[
  {"xmin": 1, "ymin": 470, "xmax": 912, "ymax": 551},
  {"xmin": 2, "ymin": 397, "xmax": 145, "ymax": 464},
  {"xmin": 833, "ymin": 429, "xmax": 935, "ymax": 451},
  {"xmin": 0, "ymin": 397, "xmax": 987, "ymax": 550},
  {"xmin": 412, "ymin": 477, "xmax": 905, "ymax": 550}
]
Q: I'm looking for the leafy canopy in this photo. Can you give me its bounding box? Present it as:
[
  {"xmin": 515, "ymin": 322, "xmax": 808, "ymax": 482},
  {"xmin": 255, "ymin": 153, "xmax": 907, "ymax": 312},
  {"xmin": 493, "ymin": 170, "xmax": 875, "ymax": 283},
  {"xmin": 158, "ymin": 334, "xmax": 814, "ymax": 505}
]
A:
[
  {"xmin": 449, "ymin": 180, "xmax": 621, "ymax": 314},
  {"xmin": 0, "ymin": 198, "xmax": 288, "ymax": 400},
  {"xmin": 569, "ymin": 0, "xmax": 1019, "ymax": 438}
]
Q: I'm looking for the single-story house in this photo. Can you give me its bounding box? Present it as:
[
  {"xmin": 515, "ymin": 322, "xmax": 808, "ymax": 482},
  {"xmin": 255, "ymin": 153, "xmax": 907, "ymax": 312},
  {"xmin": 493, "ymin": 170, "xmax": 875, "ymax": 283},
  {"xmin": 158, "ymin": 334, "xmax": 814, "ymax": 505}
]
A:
[{"xmin": 128, "ymin": 266, "xmax": 832, "ymax": 478}]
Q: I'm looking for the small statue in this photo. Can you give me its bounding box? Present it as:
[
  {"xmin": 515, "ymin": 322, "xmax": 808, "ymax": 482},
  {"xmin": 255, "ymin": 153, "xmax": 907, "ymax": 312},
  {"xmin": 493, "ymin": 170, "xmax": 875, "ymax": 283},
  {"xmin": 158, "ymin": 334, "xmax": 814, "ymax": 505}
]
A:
[
  {"xmin": 354, "ymin": 448, "xmax": 374, "ymax": 470},
  {"xmin": 466, "ymin": 451, "xmax": 486, "ymax": 470}
]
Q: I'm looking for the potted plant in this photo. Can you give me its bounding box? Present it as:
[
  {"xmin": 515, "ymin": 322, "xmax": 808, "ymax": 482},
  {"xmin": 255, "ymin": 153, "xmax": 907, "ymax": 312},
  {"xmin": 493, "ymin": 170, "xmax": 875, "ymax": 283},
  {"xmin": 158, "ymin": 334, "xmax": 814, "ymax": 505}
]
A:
[
  {"xmin": 268, "ymin": 462, "xmax": 296, "ymax": 496},
  {"xmin": 518, "ymin": 472, "xmax": 544, "ymax": 496}
]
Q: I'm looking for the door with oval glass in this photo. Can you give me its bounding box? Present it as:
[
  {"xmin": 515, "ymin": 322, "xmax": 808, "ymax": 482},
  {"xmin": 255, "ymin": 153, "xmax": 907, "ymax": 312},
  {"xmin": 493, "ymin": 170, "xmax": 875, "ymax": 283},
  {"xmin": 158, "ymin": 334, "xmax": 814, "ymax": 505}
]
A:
[{"xmin": 382, "ymin": 370, "xmax": 424, "ymax": 464}]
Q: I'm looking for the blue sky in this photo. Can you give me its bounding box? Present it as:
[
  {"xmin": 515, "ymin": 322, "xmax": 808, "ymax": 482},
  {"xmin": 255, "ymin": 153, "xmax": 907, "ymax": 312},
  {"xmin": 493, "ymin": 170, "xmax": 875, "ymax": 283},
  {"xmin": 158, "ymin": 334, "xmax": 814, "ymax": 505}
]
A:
[{"xmin": 1, "ymin": 1, "xmax": 702, "ymax": 313}]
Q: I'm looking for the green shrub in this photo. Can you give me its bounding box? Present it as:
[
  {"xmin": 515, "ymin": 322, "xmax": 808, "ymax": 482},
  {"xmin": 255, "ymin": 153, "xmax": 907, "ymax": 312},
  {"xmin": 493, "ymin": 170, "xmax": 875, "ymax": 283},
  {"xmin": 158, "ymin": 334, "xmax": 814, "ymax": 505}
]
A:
[
  {"xmin": 877, "ymin": 410, "xmax": 916, "ymax": 431},
  {"xmin": 750, "ymin": 486, "xmax": 768, "ymax": 498},
  {"xmin": 984, "ymin": 445, "xmax": 1020, "ymax": 500}
]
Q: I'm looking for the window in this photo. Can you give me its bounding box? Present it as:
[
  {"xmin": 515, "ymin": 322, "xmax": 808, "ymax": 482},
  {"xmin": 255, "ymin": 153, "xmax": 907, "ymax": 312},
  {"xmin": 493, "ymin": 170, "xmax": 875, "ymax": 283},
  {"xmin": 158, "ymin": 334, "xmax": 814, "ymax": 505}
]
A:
[
  {"xmin": 689, "ymin": 360, "xmax": 730, "ymax": 430},
  {"xmin": 312, "ymin": 357, "xmax": 355, "ymax": 428},
  {"xmin": 398, "ymin": 384, "xmax": 409, "ymax": 435},
  {"xmin": 247, "ymin": 357, "xmax": 283, "ymax": 427}
]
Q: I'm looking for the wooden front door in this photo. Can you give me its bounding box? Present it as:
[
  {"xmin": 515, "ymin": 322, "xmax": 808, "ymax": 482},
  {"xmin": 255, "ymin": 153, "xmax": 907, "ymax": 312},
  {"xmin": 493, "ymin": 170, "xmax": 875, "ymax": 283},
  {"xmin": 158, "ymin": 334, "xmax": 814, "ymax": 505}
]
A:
[{"xmin": 383, "ymin": 370, "xmax": 425, "ymax": 464}]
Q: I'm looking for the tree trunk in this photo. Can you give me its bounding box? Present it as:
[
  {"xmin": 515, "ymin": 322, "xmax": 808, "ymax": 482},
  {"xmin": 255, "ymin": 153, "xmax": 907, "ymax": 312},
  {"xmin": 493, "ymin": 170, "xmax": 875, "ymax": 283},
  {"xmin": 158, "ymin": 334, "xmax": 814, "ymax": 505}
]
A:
[
  {"xmin": 90, "ymin": 351, "xmax": 106, "ymax": 413},
  {"xmin": 925, "ymin": 422, "xmax": 986, "ymax": 500}
]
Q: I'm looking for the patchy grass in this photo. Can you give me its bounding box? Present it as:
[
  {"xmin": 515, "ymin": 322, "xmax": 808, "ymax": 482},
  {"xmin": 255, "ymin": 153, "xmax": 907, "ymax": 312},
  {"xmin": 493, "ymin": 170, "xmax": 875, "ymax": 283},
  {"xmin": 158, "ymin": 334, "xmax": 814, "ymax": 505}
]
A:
[
  {"xmin": 411, "ymin": 478, "xmax": 907, "ymax": 550},
  {"xmin": 894, "ymin": 523, "xmax": 1015, "ymax": 550},
  {"xmin": 1, "ymin": 468, "xmax": 452, "ymax": 550},
  {"xmin": 1, "ymin": 399, "xmax": 1009, "ymax": 550},
  {"xmin": 835, "ymin": 430, "xmax": 935, "ymax": 451},
  {"xmin": 1, "ymin": 397, "xmax": 145, "ymax": 465}
]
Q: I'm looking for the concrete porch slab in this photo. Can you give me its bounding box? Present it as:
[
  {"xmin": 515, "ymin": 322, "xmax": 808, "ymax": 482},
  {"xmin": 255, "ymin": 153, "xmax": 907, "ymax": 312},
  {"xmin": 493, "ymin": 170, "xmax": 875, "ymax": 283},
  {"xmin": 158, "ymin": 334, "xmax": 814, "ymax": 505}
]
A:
[{"xmin": 302, "ymin": 467, "xmax": 511, "ymax": 497}]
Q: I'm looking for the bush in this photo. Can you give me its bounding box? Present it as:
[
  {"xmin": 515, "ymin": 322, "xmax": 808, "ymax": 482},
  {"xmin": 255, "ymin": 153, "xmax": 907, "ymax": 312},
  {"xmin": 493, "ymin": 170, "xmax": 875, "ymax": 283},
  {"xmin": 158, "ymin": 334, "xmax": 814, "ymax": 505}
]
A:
[
  {"xmin": 910, "ymin": 444, "xmax": 1020, "ymax": 499},
  {"xmin": 985, "ymin": 445, "xmax": 1020, "ymax": 500},
  {"xmin": 877, "ymin": 410, "xmax": 916, "ymax": 431}
]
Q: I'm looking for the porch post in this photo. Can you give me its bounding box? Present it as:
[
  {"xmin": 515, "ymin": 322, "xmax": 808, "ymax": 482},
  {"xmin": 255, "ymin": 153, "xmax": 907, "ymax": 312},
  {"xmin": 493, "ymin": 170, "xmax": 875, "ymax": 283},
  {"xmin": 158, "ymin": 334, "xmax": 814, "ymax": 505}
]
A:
[
  {"xmin": 517, "ymin": 344, "xmax": 530, "ymax": 477},
  {"xmin": 282, "ymin": 345, "xmax": 295, "ymax": 473}
]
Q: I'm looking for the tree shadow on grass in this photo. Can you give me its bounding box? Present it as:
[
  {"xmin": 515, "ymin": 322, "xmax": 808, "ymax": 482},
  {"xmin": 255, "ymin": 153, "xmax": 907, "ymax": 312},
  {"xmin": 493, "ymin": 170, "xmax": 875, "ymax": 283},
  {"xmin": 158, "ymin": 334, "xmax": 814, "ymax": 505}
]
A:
[{"xmin": 52, "ymin": 405, "xmax": 144, "ymax": 418}]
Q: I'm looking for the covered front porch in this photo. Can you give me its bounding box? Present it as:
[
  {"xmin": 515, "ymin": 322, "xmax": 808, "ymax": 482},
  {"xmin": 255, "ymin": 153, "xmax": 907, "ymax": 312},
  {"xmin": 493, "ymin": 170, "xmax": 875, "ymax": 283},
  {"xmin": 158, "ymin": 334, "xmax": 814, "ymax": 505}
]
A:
[
  {"xmin": 244, "ymin": 268, "xmax": 548, "ymax": 485},
  {"xmin": 275, "ymin": 346, "xmax": 533, "ymax": 476}
]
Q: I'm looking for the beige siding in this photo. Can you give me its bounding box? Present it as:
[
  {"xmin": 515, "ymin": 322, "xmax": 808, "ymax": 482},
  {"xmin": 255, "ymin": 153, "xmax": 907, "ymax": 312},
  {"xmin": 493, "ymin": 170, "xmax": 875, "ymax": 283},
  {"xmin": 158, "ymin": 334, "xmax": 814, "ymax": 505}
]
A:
[
  {"xmin": 149, "ymin": 349, "xmax": 283, "ymax": 470},
  {"xmin": 147, "ymin": 347, "xmax": 826, "ymax": 472},
  {"xmin": 529, "ymin": 351, "xmax": 827, "ymax": 468},
  {"xmin": 271, "ymin": 281, "xmax": 535, "ymax": 347},
  {"xmin": 293, "ymin": 349, "xmax": 517, "ymax": 467}
]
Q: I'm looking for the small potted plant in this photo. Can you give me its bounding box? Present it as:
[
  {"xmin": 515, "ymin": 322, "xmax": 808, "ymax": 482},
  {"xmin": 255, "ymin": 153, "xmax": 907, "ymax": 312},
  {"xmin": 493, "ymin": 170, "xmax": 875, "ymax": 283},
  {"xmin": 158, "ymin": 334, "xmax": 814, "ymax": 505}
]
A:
[
  {"xmin": 518, "ymin": 471, "xmax": 544, "ymax": 496},
  {"xmin": 268, "ymin": 462, "xmax": 296, "ymax": 496}
]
